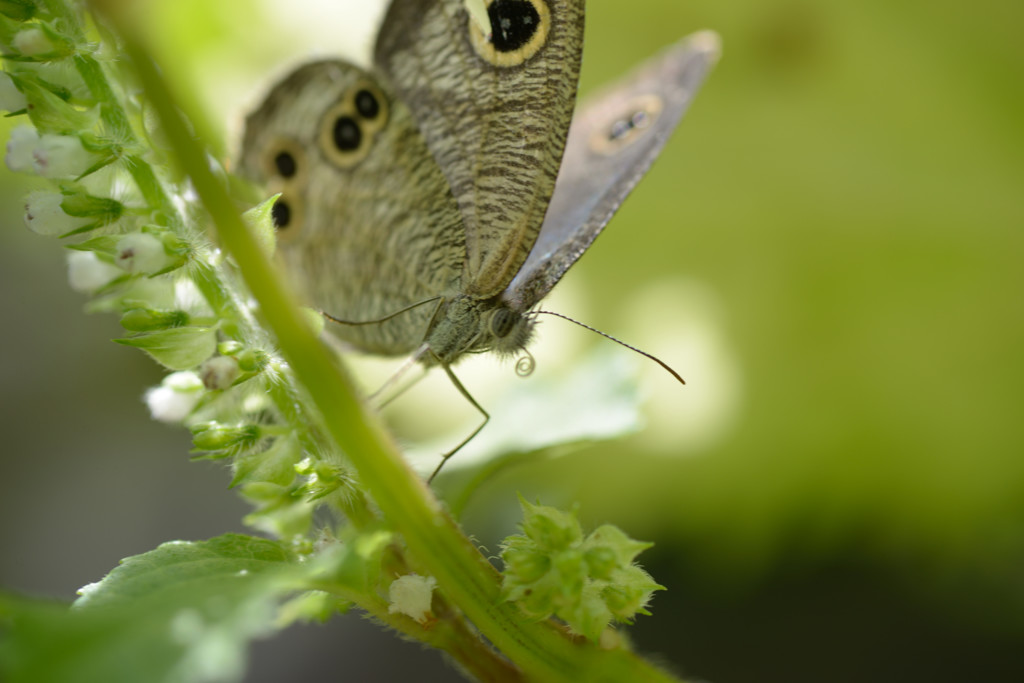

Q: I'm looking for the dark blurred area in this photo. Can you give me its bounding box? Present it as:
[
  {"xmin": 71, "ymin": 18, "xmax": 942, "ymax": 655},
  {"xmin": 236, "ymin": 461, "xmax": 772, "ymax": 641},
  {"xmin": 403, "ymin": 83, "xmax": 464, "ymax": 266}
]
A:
[{"xmin": 2, "ymin": 0, "xmax": 1022, "ymax": 681}]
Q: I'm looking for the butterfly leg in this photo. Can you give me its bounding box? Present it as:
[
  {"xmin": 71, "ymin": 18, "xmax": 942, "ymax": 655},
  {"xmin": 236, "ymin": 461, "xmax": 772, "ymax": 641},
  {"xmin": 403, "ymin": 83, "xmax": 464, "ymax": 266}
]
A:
[{"xmin": 428, "ymin": 363, "xmax": 490, "ymax": 483}]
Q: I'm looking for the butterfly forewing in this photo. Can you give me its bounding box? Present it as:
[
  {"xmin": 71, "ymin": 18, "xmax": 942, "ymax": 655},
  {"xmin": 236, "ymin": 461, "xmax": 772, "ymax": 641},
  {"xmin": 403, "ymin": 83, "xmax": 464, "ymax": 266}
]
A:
[{"xmin": 374, "ymin": 0, "xmax": 586, "ymax": 298}]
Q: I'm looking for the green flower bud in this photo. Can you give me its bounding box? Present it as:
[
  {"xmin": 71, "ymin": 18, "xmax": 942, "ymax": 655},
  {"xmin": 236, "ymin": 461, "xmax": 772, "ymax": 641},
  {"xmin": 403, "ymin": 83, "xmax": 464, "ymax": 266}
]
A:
[
  {"xmin": 583, "ymin": 525, "xmax": 653, "ymax": 578},
  {"xmin": 500, "ymin": 498, "xmax": 663, "ymax": 641},
  {"xmin": 217, "ymin": 340, "xmax": 244, "ymax": 356},
  {"xmin": 562, "ymin": 584, "xmax": 613, "ymax": 642},
  {"xmin": 10, "ymin": 74, "xmax": 99, "ymax": 133},
  {"xmin": 143, "ymin": 225, "xmax": 190, "ymax": 269},
  {"xmin": 120, "ymin": 306, "xmax": 189, "ymax": 332},
  {"xmin": 518, "ymin": 497, "xmax": 582, "ymax": 552},
  {"xmin": 59, "ymin": 191, "xmax": 124, "ymax": 230},
  {"xmin": 501, "ymin": 544, "xmax": 550, "ymax": 584},
  {"xmin": 583, "ymin": 545, "xmax": 618, "ymax": 581},
  {"xmin": 295, "ymin": 457, "xmax": 345, "ymax": 501},
  {"xmin": 0, "ymin": 0, "xmax": 37, "ymax": 21},
  {"xmin": 235, "ymin": 348, "xmax": 270, "ymax": 373},
  {"xmin": 601, "ymin": 566, "xmax": 664, "ymax": 621},
  {"xmin": 190, "ymin": 421, "xmax": 261, "ymax": 452},
  {"xmin": 230, "ymin": 433, "xmax": 302, "ymax": 489}
]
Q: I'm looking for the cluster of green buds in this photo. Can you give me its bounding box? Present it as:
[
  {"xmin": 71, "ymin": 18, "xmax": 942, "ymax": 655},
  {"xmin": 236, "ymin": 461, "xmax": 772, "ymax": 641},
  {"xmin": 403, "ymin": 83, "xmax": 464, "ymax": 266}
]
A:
[
  {"xmin": 501, "ymin": 498, "xmax": 664, "ymax": 641},
  {"xmin": 1, "ymin": 1, "xmax": 346, "ymax": 540}
]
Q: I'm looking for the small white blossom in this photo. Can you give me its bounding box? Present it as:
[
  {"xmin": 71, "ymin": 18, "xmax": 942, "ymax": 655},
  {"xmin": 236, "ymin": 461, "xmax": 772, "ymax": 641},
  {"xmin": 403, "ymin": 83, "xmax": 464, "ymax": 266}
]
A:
[
  {"xmin": 0, "ymin": 73, "xmax": 27, "ymax": 112},
  {"xmin": 12, "ymin": 28, "xmax": 56, "ymax": 57},
  {"xmin": 387, "ymin": 574, "xmax": 437, "ymax": 625},
  {"xmin": 115, "ymin": 232, "xmax": 169, "ymax": 274},
  {"xmin": 5, "ymin": 125, "xmax": 39, "ymax": 173},
  {"xmin": 32, "ymin": 134, "xmax": 96, "ymax": 179},
  {"xmin": 145, "ymin": 371, "xmax": 204, "ymax": 423},
  {"xmin": 24, "ymin": 190, "xmax": 89, "ymax": 235},
  {"xmin": 199, "ymin": 356, "xmax": 241, "ymax": 391},
  {"xmin": 67, "ymin": 250, "xmax": 121, "ymax": 292}
]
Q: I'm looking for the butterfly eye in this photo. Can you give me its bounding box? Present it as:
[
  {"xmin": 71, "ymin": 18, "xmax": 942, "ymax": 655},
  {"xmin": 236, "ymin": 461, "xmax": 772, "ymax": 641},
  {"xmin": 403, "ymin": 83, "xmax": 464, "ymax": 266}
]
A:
[
  {"xmin": 489, "ymin": 307, "xmax": 517, "ymax": 338},
  {"xmin": 469, "ymin": 0, "xmax": 551, "ymax": 67}
]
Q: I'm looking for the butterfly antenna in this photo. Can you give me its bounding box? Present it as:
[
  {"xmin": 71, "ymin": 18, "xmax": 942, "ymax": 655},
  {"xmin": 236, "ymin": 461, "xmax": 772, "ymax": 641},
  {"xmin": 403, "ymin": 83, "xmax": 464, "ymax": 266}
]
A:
[
  {"xmin": 533, "ymin": 310, "xmax": 686, "ymax": 385},
  {"xmin": 322, "ymin": 296, "xmax": 442, "ymax": 327}
]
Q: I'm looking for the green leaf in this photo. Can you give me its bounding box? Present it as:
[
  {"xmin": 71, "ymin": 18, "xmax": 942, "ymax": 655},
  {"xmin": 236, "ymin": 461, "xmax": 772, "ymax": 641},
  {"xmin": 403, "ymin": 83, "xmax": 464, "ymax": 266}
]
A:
[
  {"xmin": 114, "ymin": 326, "xmax": 217, "ymax": 370},
  {"xmin": 423, "ymin": 350, "xmax": 646, "ymax": 515},
  {"xmin": 0, "ymin": 535, "xmax": 307, "ymax": 683}
]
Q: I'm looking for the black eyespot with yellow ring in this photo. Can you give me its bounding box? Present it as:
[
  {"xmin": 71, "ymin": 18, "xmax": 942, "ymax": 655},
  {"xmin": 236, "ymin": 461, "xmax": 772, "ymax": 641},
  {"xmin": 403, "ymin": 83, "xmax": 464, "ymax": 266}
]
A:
[
  {"xmin": 469, "ymin": 0, "xmax": 551, "ymax": 67},
  {"xmin": 261, "ymin": 138, "xmax": 307, "ymax": 187},
  {"xmin": 318, "ymin": 80, "xmax": 389, "ymax": 169},
  {"xmin": 269, "ymin": 190, "xmax": 304, "ymax": 240},
  {"xmin": 258, "ymin": 138, "xmax": 307, "ymax": 239}
]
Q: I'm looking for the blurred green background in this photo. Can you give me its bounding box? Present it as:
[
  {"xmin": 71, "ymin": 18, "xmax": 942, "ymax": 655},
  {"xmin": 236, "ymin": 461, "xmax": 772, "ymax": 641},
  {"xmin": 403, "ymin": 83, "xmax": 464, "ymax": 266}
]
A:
[{"xmin": 2, "ymin": 0, "xmax": 1022, "ymax": 681}]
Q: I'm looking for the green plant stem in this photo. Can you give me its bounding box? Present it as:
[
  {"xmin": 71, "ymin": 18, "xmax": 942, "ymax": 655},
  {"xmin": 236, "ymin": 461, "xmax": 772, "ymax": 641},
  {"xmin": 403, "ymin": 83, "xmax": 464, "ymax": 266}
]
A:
[{"xmin": 99, "ymin": 9, "xmax": 687, "ymax": 683}]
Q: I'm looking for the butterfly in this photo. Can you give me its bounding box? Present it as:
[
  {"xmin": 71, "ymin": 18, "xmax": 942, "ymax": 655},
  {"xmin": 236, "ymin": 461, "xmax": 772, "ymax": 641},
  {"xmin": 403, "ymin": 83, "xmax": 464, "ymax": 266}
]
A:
[{"xmin": 239, "ymin": 0, "xmax": 718, "ymax": 476}]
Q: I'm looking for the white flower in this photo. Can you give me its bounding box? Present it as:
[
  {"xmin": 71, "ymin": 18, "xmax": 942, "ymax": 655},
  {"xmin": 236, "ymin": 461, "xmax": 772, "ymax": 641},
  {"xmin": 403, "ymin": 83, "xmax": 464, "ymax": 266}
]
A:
[
  {"xmin": 174, "ymin": 278, "xmax": 209, "ymax": 314},
  {"xmin": 115, "ymin": 232, "xmax": 169, "ymax": 274},
  {"xmin": 6, "ymin": 127, "xmax": 99, "ymax": 179},
  {"xmin": 12, "ymin": 28, "xmax": 55, "ymax": 57},
  {"xmin": 5, "ymin": 125, "xmax": 39, "ymax": 173},
  {"xmin": 199, "ymin": 356, "xmax": 241, "ymax": 391},
  {"xmin": 32, "ymin": 134, "xmax": 96, "ymax": 179},
  {"xmin": 387, "ymin": 574, "xmax": 437, "ymax": 625},
  {"xmin": 0, "ymin": 73, "xmax": 27, "ymax": 112},
  {"xmin": 67, "ymin": 250, "xmax": 121, "ymax": 292},
  {"xmin": 24, "ymin": 190, "xmax": 89, "ymax": 236},
  {"xmin": 145, "ymin": 371, "xmax": 204, "ymax": 423}
]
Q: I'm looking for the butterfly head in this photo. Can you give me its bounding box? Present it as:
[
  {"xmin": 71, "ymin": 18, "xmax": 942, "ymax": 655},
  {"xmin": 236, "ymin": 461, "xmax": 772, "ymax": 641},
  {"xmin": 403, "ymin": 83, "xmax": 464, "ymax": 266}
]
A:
[{"xmin": 424, "ymin": 296, "xmax": 535, "ymax": 366}]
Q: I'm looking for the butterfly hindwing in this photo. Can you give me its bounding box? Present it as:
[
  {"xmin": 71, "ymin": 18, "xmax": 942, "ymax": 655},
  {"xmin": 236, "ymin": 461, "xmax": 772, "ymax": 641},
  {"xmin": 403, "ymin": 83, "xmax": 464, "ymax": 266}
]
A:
[
  {"xmin": 504, "ymin": 32, "xmax": 721, "ymax": 311},
  {"xmin": 239, "ymin": 60, "xmax": 465, "ymax": 356}
]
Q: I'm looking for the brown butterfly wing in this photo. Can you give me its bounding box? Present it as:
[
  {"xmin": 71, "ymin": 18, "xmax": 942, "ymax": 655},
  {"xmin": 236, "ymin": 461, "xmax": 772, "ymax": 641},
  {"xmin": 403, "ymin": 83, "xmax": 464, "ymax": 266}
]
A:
[
  {"xmin": 239, "ymin": 60, "xmax": 464, "ymax": 356},
  {"xmin": 374, "ymin": 0, "xmax": 585, "ymax": 298}
]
